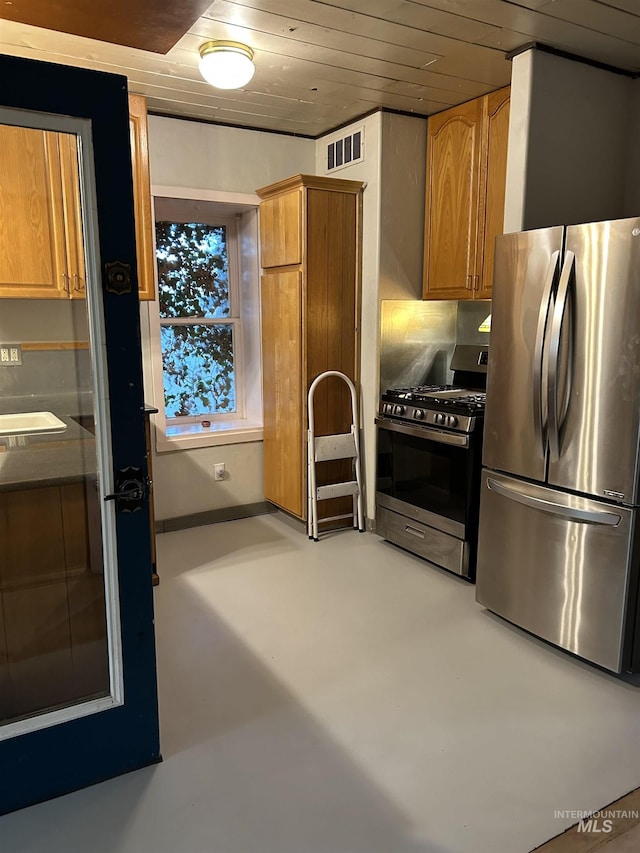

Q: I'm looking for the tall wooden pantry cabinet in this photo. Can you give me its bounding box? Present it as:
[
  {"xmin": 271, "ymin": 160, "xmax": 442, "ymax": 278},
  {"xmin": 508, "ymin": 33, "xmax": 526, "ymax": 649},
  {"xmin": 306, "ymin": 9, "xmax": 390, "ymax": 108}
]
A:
[{"xmin": 257, "ymin": 174, "xmax": 363, "ymax": 523}]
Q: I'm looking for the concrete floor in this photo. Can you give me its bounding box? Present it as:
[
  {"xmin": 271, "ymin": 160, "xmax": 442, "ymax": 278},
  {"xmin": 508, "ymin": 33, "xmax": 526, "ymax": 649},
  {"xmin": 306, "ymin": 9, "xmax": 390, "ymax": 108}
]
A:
[{"xmin": 1, "ymin": 514, "xmax": 640, "ymax": 853}]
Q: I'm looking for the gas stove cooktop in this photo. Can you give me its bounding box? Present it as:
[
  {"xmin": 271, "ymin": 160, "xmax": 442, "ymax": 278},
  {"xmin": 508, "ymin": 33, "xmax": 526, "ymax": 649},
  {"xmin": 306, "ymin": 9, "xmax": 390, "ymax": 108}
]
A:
[
  {"xmin": 382, "ymin": 385, "xmax": 486, "ymax": 410},
  {"xmin": 379, "ymin": 384, "xmax": 486, "ymax": 433}
]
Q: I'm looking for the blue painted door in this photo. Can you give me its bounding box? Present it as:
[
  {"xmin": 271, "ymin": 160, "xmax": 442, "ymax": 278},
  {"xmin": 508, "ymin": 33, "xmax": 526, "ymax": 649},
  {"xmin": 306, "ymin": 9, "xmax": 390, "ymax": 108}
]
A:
[{"xmin": 0, "ymin": 54, "xmax": 160, "ymax": 814}]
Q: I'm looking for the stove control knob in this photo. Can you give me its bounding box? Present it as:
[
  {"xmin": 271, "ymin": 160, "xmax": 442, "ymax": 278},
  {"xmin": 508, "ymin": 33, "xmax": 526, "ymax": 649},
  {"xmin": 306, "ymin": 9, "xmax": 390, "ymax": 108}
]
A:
[
  {"xmin": 434, "ymin": 412, "xmax": 446, "ymax": 426},
  {"xmin": 446, "ymin": 415, "xmax": 458, "ymax": 428},
  {"xmin": 394, "ymin": 405, "xmax": 406, "ymax": 416},
  {"xmin": 413, "ymin": 409, "xmax": 425, "ymax": 420},
  {"xmin": 383, "ymin": 403, "xmax": 393, "ymax": 415}
]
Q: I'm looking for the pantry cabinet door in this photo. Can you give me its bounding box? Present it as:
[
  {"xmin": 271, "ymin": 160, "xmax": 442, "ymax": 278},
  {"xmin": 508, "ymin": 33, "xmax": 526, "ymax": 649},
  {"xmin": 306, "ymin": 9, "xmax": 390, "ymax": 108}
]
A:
[
  {"xmin": 423, "ymin": 97, "xmax": 483, "ymax": 300},
  {"xmin": 261, "ymin": 270, "xmax": 304, "ymax": 517}
]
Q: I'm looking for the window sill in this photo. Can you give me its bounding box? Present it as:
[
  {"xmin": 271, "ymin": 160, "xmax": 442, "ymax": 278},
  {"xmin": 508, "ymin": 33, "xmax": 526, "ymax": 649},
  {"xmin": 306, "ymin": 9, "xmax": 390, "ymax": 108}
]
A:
[{"xmin": 155, "ymin": 419, "xmax": 263, "ymax": 452}]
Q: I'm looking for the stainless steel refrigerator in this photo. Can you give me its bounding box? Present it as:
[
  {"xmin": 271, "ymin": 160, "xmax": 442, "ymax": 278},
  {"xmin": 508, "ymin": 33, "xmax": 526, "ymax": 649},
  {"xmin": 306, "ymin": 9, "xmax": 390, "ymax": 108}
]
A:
[{"xmin": 476, "ymin": 217, "xmax": 640, "ymax": 674}]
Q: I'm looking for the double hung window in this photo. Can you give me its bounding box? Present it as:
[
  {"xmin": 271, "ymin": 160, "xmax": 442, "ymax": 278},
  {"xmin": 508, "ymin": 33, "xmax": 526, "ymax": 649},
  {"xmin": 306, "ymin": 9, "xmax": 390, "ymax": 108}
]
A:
[
  {"xmin": 155, "ymin": 217, "xmax": 239, "ymax": 420},
  {"xmin": 147, "ymin": 192, "xmax": 262, "ymax": 451}
]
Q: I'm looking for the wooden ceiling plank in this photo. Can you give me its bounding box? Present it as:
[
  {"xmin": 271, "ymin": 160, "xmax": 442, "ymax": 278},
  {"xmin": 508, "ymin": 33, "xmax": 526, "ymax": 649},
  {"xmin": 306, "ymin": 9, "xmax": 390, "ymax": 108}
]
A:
[
  {"xmin": 405, "ymin": 0, "xmax": 640, "ymax": 67},
  {"xmin": 216, "ymin": 0, "xmax": 502, "ymax": 47},
  {"xmin": 383, "ymin": 78, "xmax": 492, "ymax": 102},
  {"xmin": 178, "ymin": 28, "xmax": 506, "ymax": 91},
  {"xmin": 0, "ymin": 0, "xmax": 215, "ymax": 54},
  {"xmin": 475, "ymin": 27, "xmax": 541, "ymax": 52},
  {"xmin": 541, "ymin": 0, "xmax": 640, "ymax": 46},
  {"xmin": 426, "ymin": 45, "xmax": 512, "ymax": 87},
  {"xmin": 193, "ymin": 2, "xmax": 444, "ymax": 68},
  {"xmin": 592, "ymin": 0, "xmax": 640, "ymax": 14}
]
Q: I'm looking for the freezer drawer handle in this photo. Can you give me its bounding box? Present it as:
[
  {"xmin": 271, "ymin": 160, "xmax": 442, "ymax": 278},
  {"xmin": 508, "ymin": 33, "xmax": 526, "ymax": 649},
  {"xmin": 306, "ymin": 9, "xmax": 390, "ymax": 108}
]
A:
[{"xmin": 486, "ymin": 478, "xmax": 621, "ymax": 526}]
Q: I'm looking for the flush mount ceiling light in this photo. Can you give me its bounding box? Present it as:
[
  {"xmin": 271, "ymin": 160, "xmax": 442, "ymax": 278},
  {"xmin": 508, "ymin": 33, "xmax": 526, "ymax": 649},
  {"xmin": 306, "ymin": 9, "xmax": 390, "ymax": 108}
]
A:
[{"xmin": 198, "ymin": 40, "xmax": 255, "ymax": 90}]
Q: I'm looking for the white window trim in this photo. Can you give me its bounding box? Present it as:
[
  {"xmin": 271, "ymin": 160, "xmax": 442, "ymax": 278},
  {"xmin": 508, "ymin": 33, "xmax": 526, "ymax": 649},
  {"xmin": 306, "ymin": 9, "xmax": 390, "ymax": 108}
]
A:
[{"xmin": 148, "ymin": 187, "xmax": 263, "ymax": 452}]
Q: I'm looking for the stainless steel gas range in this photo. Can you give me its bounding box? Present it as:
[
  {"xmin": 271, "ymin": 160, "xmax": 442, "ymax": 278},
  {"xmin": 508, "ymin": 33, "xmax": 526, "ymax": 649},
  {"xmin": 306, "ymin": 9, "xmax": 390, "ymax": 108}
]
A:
[{"xmin": 375, "ymin": 345, "xmax": 487, "ymax": 580}]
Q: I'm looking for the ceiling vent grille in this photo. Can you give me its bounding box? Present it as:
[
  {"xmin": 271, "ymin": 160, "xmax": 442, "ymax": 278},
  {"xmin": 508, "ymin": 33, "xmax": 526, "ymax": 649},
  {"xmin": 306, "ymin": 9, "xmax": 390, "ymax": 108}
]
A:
[{"xmin": 326, "ymin": 127, "xmax": 364, "ymax": 173}]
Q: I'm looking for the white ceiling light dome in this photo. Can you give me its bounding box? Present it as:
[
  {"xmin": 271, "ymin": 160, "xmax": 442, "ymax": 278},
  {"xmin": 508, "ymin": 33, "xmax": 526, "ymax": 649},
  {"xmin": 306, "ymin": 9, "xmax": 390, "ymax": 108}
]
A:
[{"xmin": 198, "ymin": 40, "xmax": 255, "ymax": 90}]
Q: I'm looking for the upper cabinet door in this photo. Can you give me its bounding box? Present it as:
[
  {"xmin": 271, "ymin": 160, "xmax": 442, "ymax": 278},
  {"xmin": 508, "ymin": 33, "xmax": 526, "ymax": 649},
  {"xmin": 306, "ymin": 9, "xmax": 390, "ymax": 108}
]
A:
[
  {"xmin": 128, "ymin": 94, "xmax": 156, "ymax": 301},
  {"xmin": 477, "ymin": 86, "xmax": 510, "ymax": 299},
  {"xmin": 423, "ymin": 97, "xmax": 483, "ymax": 300},
  {"xmin": 259, "ymin": 189, "xmax": 302, "ymax": 268},
  {"xmin": 59, "ymin": 132, "xmax": 86, "ymax": 299},
  {"xmin": 0, "ymin": 126, "xmax": 70, "ymax": 298}
]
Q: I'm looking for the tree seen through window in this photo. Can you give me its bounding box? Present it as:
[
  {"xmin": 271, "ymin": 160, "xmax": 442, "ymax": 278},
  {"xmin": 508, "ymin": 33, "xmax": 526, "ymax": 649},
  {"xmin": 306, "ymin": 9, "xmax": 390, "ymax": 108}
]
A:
[{"xmin": 155, "ymin": 221, "xmax": 236, "ymax": 417}]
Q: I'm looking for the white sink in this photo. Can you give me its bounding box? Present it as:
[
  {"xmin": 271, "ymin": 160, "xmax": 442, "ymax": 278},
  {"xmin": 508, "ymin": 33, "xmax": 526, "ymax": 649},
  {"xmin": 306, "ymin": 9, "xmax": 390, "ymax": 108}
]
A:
[{"xmin": 0, "ymin": 411, "xmax": 67, "ymax": 436}]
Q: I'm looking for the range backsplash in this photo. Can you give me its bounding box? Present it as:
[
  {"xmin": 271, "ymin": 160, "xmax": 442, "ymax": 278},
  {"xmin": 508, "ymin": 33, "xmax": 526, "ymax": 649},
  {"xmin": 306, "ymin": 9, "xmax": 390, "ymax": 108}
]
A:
[{"xmin": 379, "ymin": 299, "xmax": 491, "ymax": 392}]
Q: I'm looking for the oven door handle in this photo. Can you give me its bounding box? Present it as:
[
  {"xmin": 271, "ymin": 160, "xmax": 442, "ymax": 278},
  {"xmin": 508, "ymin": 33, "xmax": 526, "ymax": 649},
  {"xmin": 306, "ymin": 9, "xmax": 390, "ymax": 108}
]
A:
[{"xmin": 375, "ymin": 417, "xmax": 470, "ymax": 448}]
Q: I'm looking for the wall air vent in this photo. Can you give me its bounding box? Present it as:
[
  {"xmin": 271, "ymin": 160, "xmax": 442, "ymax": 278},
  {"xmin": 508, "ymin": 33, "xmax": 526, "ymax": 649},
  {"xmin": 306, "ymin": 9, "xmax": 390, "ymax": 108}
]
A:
[{"xmin": 326, "ymin": 127, "xmax": 364, "ymax": 173}]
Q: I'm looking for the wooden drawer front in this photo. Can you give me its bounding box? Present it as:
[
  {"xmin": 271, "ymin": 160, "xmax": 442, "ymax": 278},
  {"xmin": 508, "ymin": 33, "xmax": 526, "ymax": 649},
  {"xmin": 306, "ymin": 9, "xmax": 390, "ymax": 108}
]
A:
[
  {"xmin": 376, "ymin": 504, "xmax": 469, "ymax": 577},
  {"xmin": 259, "ymin": 191, "xmax": 302, "ymax": 268}
]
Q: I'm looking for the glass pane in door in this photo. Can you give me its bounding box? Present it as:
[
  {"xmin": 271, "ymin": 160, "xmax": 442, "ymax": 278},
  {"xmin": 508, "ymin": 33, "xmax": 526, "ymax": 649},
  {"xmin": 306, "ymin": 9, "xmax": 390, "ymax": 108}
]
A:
[{"xmin": 0, "ymin": 123, "xmax": 116, "ymax": 728}]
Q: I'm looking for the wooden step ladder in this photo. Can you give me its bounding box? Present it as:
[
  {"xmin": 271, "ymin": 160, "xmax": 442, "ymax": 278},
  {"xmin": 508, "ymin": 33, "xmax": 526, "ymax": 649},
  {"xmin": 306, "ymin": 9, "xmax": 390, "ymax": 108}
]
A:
[{"xmin": 307, "ymin": 371, "xmax": 365, "ymax": 541}]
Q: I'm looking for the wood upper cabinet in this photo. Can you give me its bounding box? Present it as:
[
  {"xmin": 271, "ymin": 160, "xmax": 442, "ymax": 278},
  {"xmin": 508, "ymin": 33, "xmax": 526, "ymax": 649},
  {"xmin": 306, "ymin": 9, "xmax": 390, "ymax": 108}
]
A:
[
  {"xmin": 423, "ymin": 86, "xmax": 510, "ymax": 300},
  {"xmin": 0, "ymin": 126, "xmax": 82, "ymax": 298},
  {"xmin": 0, "ymin": 94, "xmax": 155, "ymax": 300},
  {"xmin": 258, "ymin": 189, "xmax": 302, "ymax": 268},
  {"xmin": 128, "ymin": 93, "xmax": 156, "ymax": 301},
  {"xmin": 257, "ymin": 174, "xmax": 363, "ymax": 522},
  {"xmin": 477, "ymin": 87, "xmax": 511, "ymax": 299}
]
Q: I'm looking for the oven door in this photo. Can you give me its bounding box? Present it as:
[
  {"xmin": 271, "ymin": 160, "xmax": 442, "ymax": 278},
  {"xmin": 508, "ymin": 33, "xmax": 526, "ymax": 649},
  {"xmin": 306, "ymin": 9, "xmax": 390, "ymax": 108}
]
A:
[{"xmin": 375, "ymin": 417, "xmax": 479, "ymax": 538}]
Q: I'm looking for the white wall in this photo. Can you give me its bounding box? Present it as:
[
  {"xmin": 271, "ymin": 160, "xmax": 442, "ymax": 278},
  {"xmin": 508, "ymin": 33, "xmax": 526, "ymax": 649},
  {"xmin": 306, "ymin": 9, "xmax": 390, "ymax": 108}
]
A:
[
  {"xmin": 505, "ymin": 48, "xmax": 633, "ymax": 231},
  {"xmin": 144, "ymin": 115, "xmax": 314, "ymax": 520},
  {"xmin": 503, "ymin": 51, "xmax": 532, "ymax": 233},
  {"xmin": 315, "ymin": 112, "xmax": 427, "ymax": 520},
  {"xmin": 147, "ymin": 116, "xmax": 316, "ymax": 194}
]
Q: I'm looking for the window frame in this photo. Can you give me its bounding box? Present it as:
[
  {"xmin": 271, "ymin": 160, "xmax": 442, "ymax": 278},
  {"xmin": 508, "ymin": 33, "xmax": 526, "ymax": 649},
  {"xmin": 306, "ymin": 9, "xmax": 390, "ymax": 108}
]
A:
[
  {"xmin": 147, "ymin": 187, "xmax": 263, "ymax": 452},
  {"xmin": 156, "ymin": 214, "xmax": 243, "ymax": 423}
]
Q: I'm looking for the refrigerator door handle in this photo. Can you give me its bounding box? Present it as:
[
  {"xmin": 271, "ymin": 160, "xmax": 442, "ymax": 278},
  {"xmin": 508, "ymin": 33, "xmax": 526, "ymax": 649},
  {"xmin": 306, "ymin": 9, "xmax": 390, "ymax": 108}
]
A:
[
  {"xmin": 548, "ymin": 250, "xmax": 575, "ymax": 462},
  {"xmin": 533, "ymin": 250, "xmax": 561, "ymax": 458},
  {"xmin": 486, "ymin": 477, "xmax": 621, "ymax": 526}
]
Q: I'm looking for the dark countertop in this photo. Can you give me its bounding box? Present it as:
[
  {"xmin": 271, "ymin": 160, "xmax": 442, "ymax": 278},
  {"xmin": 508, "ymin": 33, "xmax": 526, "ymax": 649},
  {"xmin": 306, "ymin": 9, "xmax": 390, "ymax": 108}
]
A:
[
  {"xmin": 0, "ymin": 397, "xmax": 156, "ymax": 493},
  {"xmin": 0, "ymin": 413, "xmax": 97, "ymax": 492}
]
